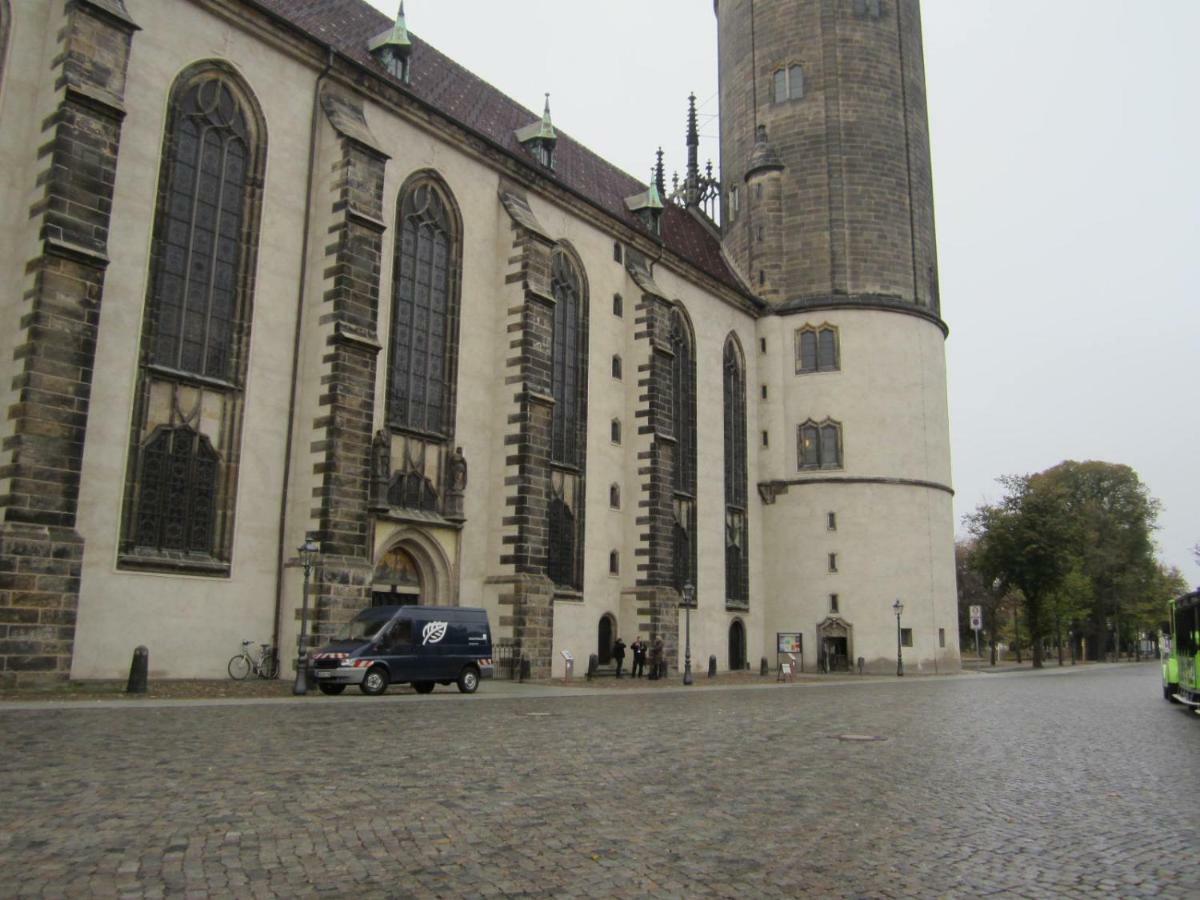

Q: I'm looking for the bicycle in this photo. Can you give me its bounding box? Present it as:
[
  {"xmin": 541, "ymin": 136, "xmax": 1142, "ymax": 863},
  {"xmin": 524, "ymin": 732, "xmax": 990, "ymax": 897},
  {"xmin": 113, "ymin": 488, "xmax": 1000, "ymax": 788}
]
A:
[{"xmin": 228, "ymin": 640, "xmax": 278, "ymax": 680}]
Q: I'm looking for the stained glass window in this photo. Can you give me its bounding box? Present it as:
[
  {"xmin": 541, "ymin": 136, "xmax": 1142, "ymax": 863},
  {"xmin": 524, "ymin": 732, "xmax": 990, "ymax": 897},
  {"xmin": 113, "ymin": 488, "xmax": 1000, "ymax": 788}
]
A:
[
  {"xmin": 150, "ymin": 79, "xmax": 251, "ymax": 381},
  {"xmin": 135, "ymin": 427, "xmax": 219, "ymax": 554},
  {"xmin": 390, "ymin": 180, "xmax": 459, "ymax": 436},
  {"xmin": 550, "ymin": 250, "xmax": 584, "ymax": 467},
  {"xmin": 724, "ymin": 339, "xmax": 748, "ymax": 606}
]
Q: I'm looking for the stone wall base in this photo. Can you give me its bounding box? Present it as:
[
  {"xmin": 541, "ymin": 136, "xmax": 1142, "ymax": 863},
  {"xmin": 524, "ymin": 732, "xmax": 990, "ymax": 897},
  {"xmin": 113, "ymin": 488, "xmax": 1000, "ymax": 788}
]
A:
[
  {"xmin": 497, "ymin": 575, "xmax": 555, "ymax": 679},
  {"xmin": 0, "ymin": 523, "xmax": 84, "ymax": 687},
  {"xmin": 635, "ymin": 586, "xmax": 682, "ymax": 672}
]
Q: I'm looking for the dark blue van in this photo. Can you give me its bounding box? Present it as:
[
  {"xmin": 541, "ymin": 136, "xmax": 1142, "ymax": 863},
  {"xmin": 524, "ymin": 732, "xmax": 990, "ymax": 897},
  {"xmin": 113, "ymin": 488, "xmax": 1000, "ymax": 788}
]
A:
[{"xmin": 309, "ymin": 605, "xmax": 493, "ymax": 696}]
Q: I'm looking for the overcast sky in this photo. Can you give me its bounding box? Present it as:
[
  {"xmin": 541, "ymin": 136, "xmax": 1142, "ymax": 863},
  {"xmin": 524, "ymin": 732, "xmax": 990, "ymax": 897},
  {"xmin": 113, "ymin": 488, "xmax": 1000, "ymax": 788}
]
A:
[{"xmin": 367, "ymin": 0, "xmax": 1199, "ymax": 580}]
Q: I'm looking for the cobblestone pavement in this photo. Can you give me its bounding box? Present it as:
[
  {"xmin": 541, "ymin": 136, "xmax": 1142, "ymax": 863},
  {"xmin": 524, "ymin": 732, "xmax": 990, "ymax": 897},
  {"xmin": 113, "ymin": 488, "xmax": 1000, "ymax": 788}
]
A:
[{"xmin": 1, "ymin": 664, "xmax": 1197, "ymax": 899}]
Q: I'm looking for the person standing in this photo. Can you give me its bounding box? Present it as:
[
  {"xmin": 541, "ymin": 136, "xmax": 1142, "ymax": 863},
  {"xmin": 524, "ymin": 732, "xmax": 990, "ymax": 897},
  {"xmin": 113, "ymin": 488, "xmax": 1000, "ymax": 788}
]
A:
[
  {"xmin": 630, "ymin": 637, "xmax": 645, "ymax": 678},
  {"xmin": 650, "ymin": 636, "xmax": 664, "ymax": 680},
  {"xmin": 612, "ymin": 636, "xmax": 627, "ymax": 678}
]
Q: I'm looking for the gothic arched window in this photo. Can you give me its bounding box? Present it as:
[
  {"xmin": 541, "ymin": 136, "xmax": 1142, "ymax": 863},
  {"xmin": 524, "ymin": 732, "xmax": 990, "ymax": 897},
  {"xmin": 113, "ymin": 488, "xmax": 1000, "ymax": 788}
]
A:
[
  {"xmin": 670, "ymin": 306, "xmax": 697, "ymax": 597},
  {"xmin": 798, "ymin": 419, "xmax": 843, "ymax": 470},
  {"xmin": 547, "ymin": 247, "xmax": 588, "ymax": 589},
  {"xmin": 0, "ymin": 1, "xmax": 10, "ymax": 96},
  {"xmin": 723, "ymin": 337, "xmax": 749, "ymax": 608},
  {"xmin": 121, "ymin": 65, "xmax": 266, "ymax": 573},
  {"xmin": 389, "ymin": 176, "xmax": 461, "ymax": 437}
]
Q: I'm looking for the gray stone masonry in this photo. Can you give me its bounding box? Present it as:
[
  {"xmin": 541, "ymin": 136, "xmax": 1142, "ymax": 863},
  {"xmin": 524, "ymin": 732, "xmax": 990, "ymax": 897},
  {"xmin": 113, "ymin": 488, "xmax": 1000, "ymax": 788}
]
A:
[{"xmin": 0, "ymin": 0, "xmax": 137, "ymax": 683}]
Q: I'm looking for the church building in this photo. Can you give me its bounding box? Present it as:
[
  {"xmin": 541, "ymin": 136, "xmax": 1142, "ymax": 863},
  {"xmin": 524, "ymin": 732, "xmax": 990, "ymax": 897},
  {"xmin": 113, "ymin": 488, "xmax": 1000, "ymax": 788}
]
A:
[{"xmin": 0, "ymin": 0, "xmax": 959, "ymax": 684}]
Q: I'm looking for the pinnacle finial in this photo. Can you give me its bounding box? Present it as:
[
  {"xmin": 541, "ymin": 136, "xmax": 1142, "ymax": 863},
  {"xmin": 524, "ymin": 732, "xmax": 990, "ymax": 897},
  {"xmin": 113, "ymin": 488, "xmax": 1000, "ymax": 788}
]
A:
[
  {"xmin": 655, "ymin": 147, "xmax": 666, "ymax": 199},
  {"xmin": 685, "ymin": 93, "xmax": 700, "ymax": 207}
]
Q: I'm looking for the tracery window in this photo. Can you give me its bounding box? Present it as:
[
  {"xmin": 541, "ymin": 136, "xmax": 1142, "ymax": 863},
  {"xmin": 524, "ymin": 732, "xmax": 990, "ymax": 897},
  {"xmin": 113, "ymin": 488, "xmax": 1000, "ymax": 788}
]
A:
[
  {"xmin": 386, "ymin": 174, "xmax": 463, "ymax": 514},
  {"xmin": 723, "ymin": 337, "xmax": 749, "ymax": 608},
  {"xmin": 796, "ymin": 324, "xmax": 840, "ymax": 373},
  {"xmin": 0, "ymin": 1, "xmax": 10, "ymax": 96},
  {"xmin": 121, "ymin": 66, "xmax": 265, "ymax": 573},
  {"xmin": 548, "ymin": 247, "xmax": 588, "ymax": 589},
  {"xmin": 670, "ymin": 307, "xmax": 698, "ymax": 597},
  {"xmin": 798, "ymin": 419, "xmax": 843, "ymax": 470},
  {"xmin": 389, "ymin": 177, "xmax": 461, "ymax": 437}
]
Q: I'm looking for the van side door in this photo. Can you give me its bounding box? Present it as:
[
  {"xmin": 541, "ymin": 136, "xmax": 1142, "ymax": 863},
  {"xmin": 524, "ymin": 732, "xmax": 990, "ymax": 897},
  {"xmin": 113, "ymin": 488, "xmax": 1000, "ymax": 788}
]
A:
[{"xmin": 380, "ymin": 616, "xmax": 416, "ymax": 683}]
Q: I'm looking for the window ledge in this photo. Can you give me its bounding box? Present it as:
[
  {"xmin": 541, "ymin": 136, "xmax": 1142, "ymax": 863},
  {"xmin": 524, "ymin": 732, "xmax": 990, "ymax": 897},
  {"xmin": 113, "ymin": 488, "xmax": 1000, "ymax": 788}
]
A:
[
  {"xmin": 118, "ymin": 551, "xmax": 231, "ymax": 578},
  {"xmin": 553, "ymin": 589, "xmax": 584, "ymax": 603}
]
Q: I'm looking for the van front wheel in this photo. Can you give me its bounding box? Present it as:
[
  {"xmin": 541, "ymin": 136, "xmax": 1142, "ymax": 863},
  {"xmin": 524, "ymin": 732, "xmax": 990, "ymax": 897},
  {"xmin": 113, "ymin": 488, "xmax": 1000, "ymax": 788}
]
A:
[
  {"xmin": 360, "ymin": 667, "xmax": 389, "ymax": 696},
  {"xmin": 457, "ymin": 666, "xmax": 479, "ymax": 694}
]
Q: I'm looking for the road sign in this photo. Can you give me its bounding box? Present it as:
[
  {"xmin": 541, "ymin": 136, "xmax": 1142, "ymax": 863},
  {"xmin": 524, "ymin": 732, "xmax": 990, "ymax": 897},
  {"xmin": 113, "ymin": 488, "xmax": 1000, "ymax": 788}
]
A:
[
  {"xmin": 969, "ymin": 605, "xmax": 982, "ymax": 618},
  {"xmin": 970, "ymin": 615, "xmax": 983, "ymax": 631}
]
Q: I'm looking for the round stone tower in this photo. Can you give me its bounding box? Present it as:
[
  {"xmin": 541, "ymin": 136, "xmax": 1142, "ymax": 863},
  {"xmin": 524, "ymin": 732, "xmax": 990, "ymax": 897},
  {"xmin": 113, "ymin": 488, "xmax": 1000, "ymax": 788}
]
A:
[{"xmin": 716, "ymin": 0, "xmax": 959, "ymax": 672}]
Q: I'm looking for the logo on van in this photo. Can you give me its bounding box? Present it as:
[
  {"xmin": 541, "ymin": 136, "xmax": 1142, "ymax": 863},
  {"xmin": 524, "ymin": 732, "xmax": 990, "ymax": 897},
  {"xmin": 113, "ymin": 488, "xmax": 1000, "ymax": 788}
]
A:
[{"xmin": 422, "ymin": 621, "xmax": 449, "ymax": 646}]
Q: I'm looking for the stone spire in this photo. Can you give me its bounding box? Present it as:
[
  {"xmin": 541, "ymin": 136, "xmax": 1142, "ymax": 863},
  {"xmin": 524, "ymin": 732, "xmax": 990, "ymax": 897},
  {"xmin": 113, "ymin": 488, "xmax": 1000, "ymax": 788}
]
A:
[
  {"xmin": 685, "ymin": 93, "xmax": 700, "ymax": 207},
  {"xmin": 655, "ymin": 147, "xmax": 666, "ymax": 200},
  {"xmin": 515, "ymin": 94, "xmax": 558, "ymax": 168}
]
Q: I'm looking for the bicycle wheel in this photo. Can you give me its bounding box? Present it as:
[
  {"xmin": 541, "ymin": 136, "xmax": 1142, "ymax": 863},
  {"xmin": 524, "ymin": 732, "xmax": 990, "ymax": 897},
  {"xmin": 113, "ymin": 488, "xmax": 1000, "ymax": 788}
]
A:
[
  {"xmin": 228, "ymin": 654, "xmax": 251, "ymax": 680},
  {"xmin": 259, "ymin": 651, "xmax": 278, "ymax": 680}
]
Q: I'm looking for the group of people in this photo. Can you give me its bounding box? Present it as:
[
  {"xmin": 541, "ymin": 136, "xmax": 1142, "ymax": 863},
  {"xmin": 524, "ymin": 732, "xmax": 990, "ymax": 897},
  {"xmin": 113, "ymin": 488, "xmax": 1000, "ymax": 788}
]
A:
[{"xmin": 610, "ymin": 636, "xmax": 666, "ymax": 679}]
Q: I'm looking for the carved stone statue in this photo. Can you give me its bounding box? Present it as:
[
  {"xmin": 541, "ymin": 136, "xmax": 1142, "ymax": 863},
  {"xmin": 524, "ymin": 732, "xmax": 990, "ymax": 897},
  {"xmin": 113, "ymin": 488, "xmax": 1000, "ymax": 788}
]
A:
[
  {"xmin": 445, "ymin": 445, "xmax": 468, "ymax": 520},
  {"xmin": 370, "ymin": 429, "xmax": 391, "ymax": 508},
  {"xmin": 447, "ymin": 446, "xmax": 468, "ymax": 493}
]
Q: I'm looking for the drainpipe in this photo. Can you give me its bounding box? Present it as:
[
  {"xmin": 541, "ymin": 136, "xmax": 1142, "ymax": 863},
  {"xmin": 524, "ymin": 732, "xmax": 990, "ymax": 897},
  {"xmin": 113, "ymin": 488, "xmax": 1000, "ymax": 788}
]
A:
[{"xmin": 271, "ymin": 47, "xmax": 335, "ymax": 658}]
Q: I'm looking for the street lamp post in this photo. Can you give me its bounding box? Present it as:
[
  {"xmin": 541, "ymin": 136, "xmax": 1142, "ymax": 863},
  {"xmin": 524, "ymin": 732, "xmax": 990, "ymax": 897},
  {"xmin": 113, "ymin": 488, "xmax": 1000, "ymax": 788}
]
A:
[
  {"xmin": 893, "ymin": 597, "xmax": 904, "ymax": 677},
  {"xmin": 682, "ymin": 583, "xmax": 694, "ymax": 686},
  {"xmin": 292, "ymin": 536, "xmax": 320, "ymax": 696}
]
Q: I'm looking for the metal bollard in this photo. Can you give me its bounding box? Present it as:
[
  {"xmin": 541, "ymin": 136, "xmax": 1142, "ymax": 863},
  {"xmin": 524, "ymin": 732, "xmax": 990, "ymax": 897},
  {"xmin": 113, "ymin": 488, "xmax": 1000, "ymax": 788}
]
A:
[
  {"xmin": 126, "ymin": 646, "xmax": 149, "ymax": 694},
  {"xmin": 586, "ymin": 653, "xmax": 599, "ymax": 680},
  {"xmin": 708, "ymin": 654, "xmax": 717, "ymax": 677},
  {"xmin": 760, "ymin": 657, "xmax": 769, "ymax": 676}
]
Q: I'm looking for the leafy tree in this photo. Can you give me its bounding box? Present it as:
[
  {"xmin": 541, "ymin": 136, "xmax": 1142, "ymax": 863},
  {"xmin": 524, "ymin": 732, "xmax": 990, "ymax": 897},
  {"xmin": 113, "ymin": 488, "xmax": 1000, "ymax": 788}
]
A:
[
  {"xmin": 1037, "ymin": 461, "xmax": 1160, "ymax": 659},
  {"xmin": 966, "ymin": 473, "xmax": 1079, "ymax": 668},
  {"xmin": 966, "ymin": 461, "xmax": 1165, "ymax": 666}
]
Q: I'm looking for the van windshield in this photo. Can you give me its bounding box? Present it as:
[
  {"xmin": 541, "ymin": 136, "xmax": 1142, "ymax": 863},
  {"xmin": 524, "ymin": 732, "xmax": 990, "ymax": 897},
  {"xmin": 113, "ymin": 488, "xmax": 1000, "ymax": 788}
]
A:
[{"xmin": 337, "ymin": 616, "xmax": 389, "ymax": 642}]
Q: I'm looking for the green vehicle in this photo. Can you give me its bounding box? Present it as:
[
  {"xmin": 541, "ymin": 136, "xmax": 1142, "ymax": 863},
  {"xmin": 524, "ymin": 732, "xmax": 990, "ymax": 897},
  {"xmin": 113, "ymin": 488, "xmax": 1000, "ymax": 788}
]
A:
[{"xmin": 1163, "ymin": 590, "xmax": 1200, "ymax": 713}]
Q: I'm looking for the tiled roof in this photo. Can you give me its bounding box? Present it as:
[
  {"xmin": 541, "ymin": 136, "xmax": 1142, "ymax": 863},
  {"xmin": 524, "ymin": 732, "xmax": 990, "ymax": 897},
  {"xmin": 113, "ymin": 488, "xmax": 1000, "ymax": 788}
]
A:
[{"xmin": 250, "ymin": 0, "xmax": 743, "ymax": 294}]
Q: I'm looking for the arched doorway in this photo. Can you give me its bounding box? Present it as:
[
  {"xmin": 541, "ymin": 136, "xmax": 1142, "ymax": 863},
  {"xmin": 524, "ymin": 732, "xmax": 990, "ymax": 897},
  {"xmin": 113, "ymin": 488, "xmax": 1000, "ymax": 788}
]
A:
[
  {"xmin": 817, "ymin": 616, "xmax": 853, "ymax": 672},
  {"xmin": 728, "ymin": 619, "xmax": 746, "ymax": 671},
  {"xmin": 372, "ymin": 545, "xmax": 423, "ymax": 606},
  {"xmin": 597, "ymin": 614, "xmax": 615, "ymax": 665}
]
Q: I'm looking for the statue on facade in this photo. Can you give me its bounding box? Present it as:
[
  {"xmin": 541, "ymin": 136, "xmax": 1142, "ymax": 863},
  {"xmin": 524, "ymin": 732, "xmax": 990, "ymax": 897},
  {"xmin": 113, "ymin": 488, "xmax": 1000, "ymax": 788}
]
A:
[
  {"xmin": 370, "ymin": 428, "xmax": 391, "ymax": 508},
  {"xmin": 445, "ymin": 445, "xmax": 468, "ymax": 520}
]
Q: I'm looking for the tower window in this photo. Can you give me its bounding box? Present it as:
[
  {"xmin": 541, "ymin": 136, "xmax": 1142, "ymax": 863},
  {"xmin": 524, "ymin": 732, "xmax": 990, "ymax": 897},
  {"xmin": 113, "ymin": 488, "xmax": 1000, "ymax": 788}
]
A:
[
  {"xmin": 828, "ymin": 553, "xmax": 838, "ymax": 573},
  {"xmin": 939, "ymin": 628, "xmax": 946, "ymax": 649},
  {"xmin": 762, "ymin": 430, "xmax": 769, "ymax": 448},
  {"xmin": 729, "ymin": 185, "xmax": 740, "ymax": 219},
  {"xmin": 827, "ymin": 512, "xmax": 837, "ymax": 531},
  {"xmin": 773, "ymin": 65, "xmax": 805, "ymax": 103},
  {"xmin": 830, "ymin": 593, "xmax": 839, "ymax": 613},
  {"xmin": 613, "ymin": 242, "xmax": 623, "ymax": 263},
  {"xmin": 610, "ymin": 483, "xmax": 621, "ymax": 509},
  {"xmin": 854, "ymin": 0, "xmax": 883, "ymax": 19},
  {"xmin": 613, "ymin": 293, "xmax": 623, "ymax": 318},
  {"xmin": 612, "ymin": 355, "xmax": 622, "ymax": 380},
  {"xmin": 796, "ymin": 324, "xmax": 840, "ymax": 374},
  {"xmin": 761, "ymin": 385, "xmax": 768, "ymax": 400},
  {"xmin": 610, "ymin": 550, "xmax": 620, "ymax": 575},
  {"xmin": 901, "ymin": 628, "xmax": 913, "ymax": 648},
  {"xmin": 756, "ymin": 225, "xmax": 764, "ymax": 243},
  {"xmin": 611, "ymin": 418, "xmax": 621, "ymax": 445},
  {"xmin": 798, "ymin": 419, "xmax": 843, "ymax": 470}
]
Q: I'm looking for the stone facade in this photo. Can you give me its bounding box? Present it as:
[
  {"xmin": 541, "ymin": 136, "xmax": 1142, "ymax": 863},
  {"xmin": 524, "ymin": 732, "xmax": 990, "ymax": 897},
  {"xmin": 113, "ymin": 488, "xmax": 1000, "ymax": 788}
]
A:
[
  {"xmin": 0, "ymin": 0, "xmax": 958, "ymax": 683},
  {"xmin": 0, "ymin": 0, "xmax": 137, "ymax": 685}
]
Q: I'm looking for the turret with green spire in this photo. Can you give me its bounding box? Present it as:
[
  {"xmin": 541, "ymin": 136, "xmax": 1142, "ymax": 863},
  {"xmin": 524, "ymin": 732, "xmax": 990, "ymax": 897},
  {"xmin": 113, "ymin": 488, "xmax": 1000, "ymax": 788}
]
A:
[{"xmin": 368, "ymin": 1, "xmax": 413, "ymax": 83}]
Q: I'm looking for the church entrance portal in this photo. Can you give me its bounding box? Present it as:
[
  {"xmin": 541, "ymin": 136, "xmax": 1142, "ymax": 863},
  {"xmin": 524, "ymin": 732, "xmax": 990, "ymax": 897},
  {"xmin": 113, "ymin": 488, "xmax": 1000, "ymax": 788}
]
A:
[
  {"xmin": 372, "ymin": 545, "xmax": 423, "ymax": 607},
  {"xmin": 728, "ymin": 619, "xmax": 746, "ymax": 671},
  {"xmin": 598, "ymin": 614, "xmax": 615, "ymax": 665},
  {"xmin": 816, "ymin": 616, "xmax": 853, "ymax": 672}
]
